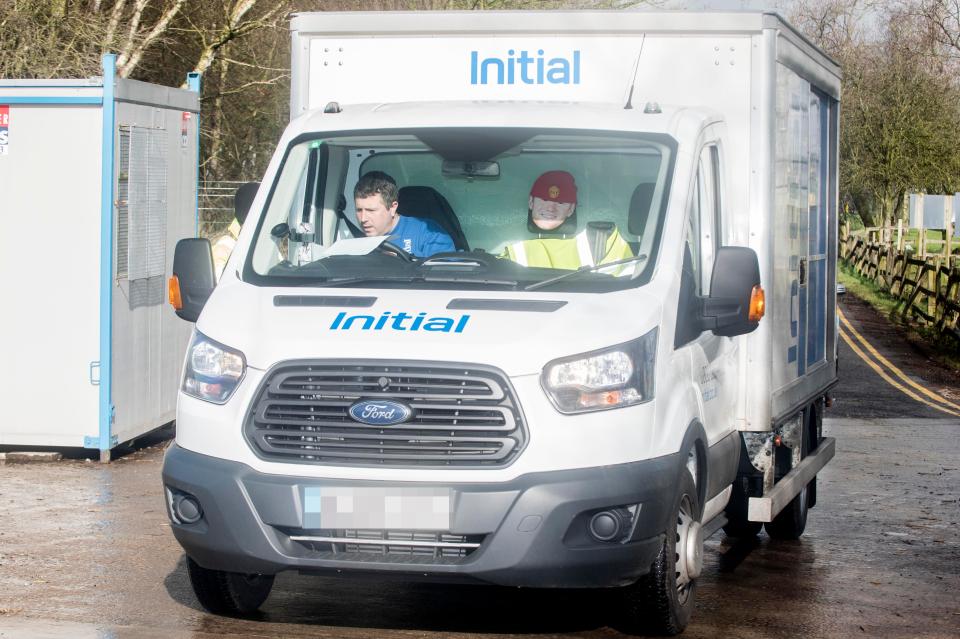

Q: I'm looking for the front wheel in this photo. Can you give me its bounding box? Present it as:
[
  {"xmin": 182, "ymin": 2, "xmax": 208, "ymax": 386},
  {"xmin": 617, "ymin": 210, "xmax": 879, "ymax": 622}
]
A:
[
  {"xmin": 186, "ymin": 557, "xmax": 275, "ymax": 616},
  {"xmin": 620, "ymin": 468, "xmax": 702, "ymax": 636}
]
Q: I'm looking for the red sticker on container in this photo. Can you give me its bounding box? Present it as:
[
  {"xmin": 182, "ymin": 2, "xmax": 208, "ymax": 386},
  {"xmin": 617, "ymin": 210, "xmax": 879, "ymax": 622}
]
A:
[{"xmin": 0, "ymin": 105, "xmax": 9, "ymax": 155}]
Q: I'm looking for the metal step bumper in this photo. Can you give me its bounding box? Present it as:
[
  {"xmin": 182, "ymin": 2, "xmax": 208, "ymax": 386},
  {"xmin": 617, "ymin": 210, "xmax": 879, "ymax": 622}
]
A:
[{"xmin": 748, "ymin": 437, "xmax": 836, "ymax": 522}]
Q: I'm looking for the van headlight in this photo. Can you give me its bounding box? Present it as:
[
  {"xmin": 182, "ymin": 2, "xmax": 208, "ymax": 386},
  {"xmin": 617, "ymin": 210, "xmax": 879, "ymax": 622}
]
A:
[
  {"xmin": 182, "ymin": 332, "xmax": 246, "ymax": 404},
  {"xmin": 542, "ymin": 328, "xmax": 657, "ymax": 414}
]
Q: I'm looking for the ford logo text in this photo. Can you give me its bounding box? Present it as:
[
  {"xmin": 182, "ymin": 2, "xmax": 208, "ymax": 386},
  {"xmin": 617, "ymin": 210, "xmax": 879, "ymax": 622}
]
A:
[{"xmin": 348, "ymin": 400, "xmax": 412, "ymax": 426}]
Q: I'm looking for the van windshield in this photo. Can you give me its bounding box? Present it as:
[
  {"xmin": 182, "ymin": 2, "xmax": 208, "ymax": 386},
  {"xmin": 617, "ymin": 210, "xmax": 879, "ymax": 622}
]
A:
[{"xmin": 245, "ymin": 128, "xmax": 674, "ymax": 293}]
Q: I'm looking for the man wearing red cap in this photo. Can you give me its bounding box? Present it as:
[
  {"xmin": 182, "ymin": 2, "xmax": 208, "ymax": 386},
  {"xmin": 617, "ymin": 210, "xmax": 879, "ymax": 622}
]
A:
[
  {"xmin": 528, "ymin": 170, "xmax": 579, "ymax": 231},
  {"xmin": 504, "ymin": 170, "xmax": 634, "ymax": 271}
]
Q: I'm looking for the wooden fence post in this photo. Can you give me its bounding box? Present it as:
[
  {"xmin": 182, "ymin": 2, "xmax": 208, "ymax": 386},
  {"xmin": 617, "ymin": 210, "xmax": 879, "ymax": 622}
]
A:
[
  {"xmin": 897, "ymin": 219, "xmax": 904, "ymax": 252},
  {"xmin": 920, "ymin": 226, "xmax": 927, "ymax": 258},
  {"xmin": 929, "ymin": 257, "xmax": 939, "ymax": 322}
]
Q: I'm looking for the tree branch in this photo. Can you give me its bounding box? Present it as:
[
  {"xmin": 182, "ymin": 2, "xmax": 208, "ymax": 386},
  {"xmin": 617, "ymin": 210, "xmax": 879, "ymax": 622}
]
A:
[
  {"xmin": 105, "ymin": 0, "xmax": 128, "ymax": 51},
  {"xmin": 118, "ymin": 0, "xmax": 187, "ymax": 77}
]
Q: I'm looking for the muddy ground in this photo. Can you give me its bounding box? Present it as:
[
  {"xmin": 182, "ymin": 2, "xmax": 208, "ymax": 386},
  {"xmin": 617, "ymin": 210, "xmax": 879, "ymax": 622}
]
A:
[{"xmin": 0, "ymin": 293, "xmax": 957, "ymax": 638}]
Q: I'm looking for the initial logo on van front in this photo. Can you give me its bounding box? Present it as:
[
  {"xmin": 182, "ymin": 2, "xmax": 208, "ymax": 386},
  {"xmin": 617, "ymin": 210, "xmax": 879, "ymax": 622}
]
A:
[{"xmin": 348, "ymin": 400, "xmax": 412, "ymax": 426}]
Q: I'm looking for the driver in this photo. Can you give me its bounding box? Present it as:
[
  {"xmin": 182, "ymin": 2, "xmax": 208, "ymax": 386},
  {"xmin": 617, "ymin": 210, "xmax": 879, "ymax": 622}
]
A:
[{"xmin": 353, "ymin": 171, "xmax": 455, "ymax": 258}]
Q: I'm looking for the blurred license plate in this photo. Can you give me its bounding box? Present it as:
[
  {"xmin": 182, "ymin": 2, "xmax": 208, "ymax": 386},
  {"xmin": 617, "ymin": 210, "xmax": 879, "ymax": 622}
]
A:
[{"xmin": 303, "ymin": 486, "xmax": 452, "ymax": 530}]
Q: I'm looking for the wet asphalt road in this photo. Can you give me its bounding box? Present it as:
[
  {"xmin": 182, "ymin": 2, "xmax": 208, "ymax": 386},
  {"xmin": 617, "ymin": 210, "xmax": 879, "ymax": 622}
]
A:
[{"xmin": 0, "ymin": 294, "xmax": 958, "ymax": 638}]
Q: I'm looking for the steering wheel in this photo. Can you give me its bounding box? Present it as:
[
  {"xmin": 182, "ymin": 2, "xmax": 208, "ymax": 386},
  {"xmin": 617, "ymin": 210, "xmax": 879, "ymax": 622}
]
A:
[{"xmin": 377, "ymin": 240, "xmax": 416, "ymax": 262}]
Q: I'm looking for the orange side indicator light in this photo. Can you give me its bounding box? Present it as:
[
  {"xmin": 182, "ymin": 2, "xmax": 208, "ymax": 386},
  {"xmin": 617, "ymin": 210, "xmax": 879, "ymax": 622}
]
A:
[
  {"xmin": 748, "ymin": 285, "xmax": 765, "ymax": 322},
  {"xmin": 168, "ymin": 275, "xmax": 183, "ymax": 310}
]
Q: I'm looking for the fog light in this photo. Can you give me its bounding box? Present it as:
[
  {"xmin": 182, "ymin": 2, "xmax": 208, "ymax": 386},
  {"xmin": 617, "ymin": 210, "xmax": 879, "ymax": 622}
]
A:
[
  {"xmin": 589, "ymin": 510, "xmax": 624, "ymax": 541},
  {"xmin": 588, "ymin": 504, "xmax": 639, "ymax": 543},
  {"xmin": 174, "ymin": 495, "xmax": 203, "ymax": 523},
  {"xmin": 165, "ymin": 487, "xmax": 204, "ymax": 525}
]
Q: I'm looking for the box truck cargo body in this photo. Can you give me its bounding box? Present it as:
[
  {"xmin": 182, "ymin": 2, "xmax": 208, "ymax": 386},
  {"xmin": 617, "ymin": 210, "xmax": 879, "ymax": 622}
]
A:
[{"xmin": 162, "ymin": 11, "xmax": 839, "ymax": 633}]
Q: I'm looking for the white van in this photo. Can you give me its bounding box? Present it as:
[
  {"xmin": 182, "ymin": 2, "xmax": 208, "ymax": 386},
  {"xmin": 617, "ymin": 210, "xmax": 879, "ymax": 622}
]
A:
[{"xmin": 163, "ymin": 11, "xmax": 839, "ymax": 634}]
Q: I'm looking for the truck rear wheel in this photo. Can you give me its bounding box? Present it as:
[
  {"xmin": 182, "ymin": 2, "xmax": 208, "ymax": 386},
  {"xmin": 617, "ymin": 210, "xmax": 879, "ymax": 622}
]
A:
[
  {"xmin": 619, "ymin": 468, "xmax": 701, "ymax": 636},
  {"xmin": 186, "ymin": 557, "xmax": 274, "ymax": 616}
]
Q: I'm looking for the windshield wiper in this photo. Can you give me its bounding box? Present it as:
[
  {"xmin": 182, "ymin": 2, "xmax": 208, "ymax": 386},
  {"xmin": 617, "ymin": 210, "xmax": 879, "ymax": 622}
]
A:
[{"xmin": 523, "ymin": 254, "xmax": 649, "ymax": 291}]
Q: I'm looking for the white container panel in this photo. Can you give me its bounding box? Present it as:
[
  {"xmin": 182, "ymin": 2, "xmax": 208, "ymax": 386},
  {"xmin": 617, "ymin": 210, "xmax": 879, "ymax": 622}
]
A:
[{"xmin": 0, "ymin": 104, "xmax": 103, "ymax": 446}]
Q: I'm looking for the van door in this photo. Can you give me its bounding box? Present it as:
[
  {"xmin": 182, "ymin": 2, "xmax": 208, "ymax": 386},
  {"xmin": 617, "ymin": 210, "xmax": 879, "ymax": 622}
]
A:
[{"xmin": 678, "ymin": 137, "xmax": 738, "ymax": 445}]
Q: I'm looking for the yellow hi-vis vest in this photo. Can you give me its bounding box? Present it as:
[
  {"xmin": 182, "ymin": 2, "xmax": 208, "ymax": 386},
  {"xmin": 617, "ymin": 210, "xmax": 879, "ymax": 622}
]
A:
[
  {"xmin": 504, "ymin": 228, "xmax": 635, "ymax": 274},
  {"xmin": 212, "ymin": 218, "xmax": 242, "ymax": 279}
]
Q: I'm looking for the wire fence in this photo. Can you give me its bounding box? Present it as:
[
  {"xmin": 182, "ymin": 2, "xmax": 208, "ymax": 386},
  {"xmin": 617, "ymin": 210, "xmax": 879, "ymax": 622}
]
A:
[{"xmin": 199, "ymin": 180, "xmax": 248, "ymax": 240}]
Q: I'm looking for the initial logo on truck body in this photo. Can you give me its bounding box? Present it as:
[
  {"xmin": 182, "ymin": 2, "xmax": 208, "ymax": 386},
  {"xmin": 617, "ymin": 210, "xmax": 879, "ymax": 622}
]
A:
[{"xmin": 470, "ymin": 49, "xmax": 581, "ymax": 85}]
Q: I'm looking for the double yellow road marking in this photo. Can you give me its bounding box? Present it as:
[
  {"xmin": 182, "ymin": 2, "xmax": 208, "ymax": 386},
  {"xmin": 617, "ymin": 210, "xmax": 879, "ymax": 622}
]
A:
[{"xmin": 838, "ymin": 309, "xmax": 960, "ymax": 417}]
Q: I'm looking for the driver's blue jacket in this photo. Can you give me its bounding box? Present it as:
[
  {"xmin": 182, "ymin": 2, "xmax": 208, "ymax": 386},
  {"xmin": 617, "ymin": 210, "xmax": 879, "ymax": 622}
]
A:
[{"xmin": 389, "ymin": 215, "xmax": 455, "ymax": 258}]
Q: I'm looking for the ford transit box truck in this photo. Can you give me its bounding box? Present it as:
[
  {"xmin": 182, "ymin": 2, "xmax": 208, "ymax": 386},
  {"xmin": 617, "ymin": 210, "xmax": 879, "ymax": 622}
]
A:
[{"xmin": 163, "ymin": 10, "xmax": 839, "ymax": 634}]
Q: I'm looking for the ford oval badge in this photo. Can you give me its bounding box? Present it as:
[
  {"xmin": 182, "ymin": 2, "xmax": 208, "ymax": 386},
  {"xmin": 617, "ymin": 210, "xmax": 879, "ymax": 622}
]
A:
[{"xmin": 348, "ymin": 399, "xmax": 412, "ymax": 426}]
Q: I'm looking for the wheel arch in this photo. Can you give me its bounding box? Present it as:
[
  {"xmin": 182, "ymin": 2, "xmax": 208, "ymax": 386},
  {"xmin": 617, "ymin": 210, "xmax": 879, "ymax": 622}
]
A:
[{"xmin": 678, "ymin": 419, "xmax": 709, "ymax": 515}]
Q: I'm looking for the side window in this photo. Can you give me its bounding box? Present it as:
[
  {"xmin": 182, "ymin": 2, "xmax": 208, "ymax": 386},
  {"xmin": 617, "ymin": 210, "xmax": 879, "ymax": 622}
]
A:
[
  {"xmin": 676, "ymin": 144, "xmax": 723, "ymax": 349},
  {"xmin": 684, "ymin": 169, "xmax": 701, "ymax": 287},
  {"xmin": 685, "ymin": 144, "xmax": 722, "ymax": 295}
]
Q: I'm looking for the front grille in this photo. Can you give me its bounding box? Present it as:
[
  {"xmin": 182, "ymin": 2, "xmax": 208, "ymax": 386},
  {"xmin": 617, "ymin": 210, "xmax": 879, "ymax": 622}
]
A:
[
  {"xmin": 287, "ymin": 529, "xmax": 485, "ymax": 563},
  {"xmin": 245, "ymin": 361, "xmax": 527, "ymax": 467}
]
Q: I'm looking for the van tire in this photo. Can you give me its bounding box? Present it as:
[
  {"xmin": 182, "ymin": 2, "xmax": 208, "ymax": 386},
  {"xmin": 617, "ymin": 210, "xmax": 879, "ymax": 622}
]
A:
[
  {"xmin": 764, "ymin": 408, "xmax": 814, "ymax": 540},
  {"xmin": 186, "ymin": 556, "xmax": 274, "ymax": 615},
  {"xmin": 619, "ymin": 468, "xmax": 701, "ymax": 636}
]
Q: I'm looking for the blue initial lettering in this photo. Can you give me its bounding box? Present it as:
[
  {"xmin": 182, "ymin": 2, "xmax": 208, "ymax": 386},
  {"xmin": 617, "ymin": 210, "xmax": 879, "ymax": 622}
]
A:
[
  {"xmin": 343, "ymin": 315, "xmax": 374, "ymax": 330},
  {"xmin": 547, "ymin": 58, "xmax": 570, "ymax": 84},
  {"xmin": 424, "ymin": 318, "xmax": 454, "ymax": 332}
]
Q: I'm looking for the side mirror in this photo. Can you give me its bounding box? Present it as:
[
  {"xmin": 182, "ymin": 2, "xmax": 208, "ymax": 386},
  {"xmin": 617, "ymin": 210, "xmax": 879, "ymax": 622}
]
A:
[
  {"xmin": 170, "ymin": 238, "xmax": 215, "ymax": 323},
  {"xmin": 234, "ymin": 182, "xmax": 260, "ymax": 225},
  {"xmin": 701, "ymin": 246, "xmax": 763, "ymax": 337}
]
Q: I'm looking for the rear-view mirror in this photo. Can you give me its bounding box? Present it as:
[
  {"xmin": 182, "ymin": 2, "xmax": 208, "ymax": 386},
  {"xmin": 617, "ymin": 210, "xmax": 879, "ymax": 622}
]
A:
[{"xmin": 441, "ymin": 160, "xmax": 500, "ymax": 178}]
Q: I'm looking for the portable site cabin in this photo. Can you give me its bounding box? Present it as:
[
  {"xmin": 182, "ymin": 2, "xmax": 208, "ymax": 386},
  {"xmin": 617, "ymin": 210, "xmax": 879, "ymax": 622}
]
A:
[{"xmin": 0, "ymin": 55, "xmax": 200, "ymax": 460}]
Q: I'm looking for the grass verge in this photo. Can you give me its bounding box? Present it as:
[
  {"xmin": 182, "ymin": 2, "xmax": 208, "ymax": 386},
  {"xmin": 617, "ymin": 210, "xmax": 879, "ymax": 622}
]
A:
[{"xmin": 838, "ymin": 261, "xmax": 960, "ymax": 372}]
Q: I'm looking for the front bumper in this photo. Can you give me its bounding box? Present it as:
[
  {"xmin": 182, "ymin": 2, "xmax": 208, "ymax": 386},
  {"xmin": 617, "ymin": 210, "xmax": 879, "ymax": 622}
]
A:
[{"xmin": 162, "ymin": 444, "xmax": 683, "ymax": 588}]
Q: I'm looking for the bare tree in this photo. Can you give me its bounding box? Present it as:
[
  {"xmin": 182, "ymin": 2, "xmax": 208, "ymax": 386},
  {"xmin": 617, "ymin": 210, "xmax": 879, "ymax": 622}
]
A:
[
  {"xmin": 0, "ymin": 0, "xmax": 668, "ymax": 188},
  {"xmin": 788, "ymin": 0, "xmax": 876, "ymax": 58},
  {"xmin": 114, "ymin": 0, "xmax": 188, "ymax": 77},
  {"xmin": 911, "ymin": 0, "xmax": 960, "ymax": 62},
  {"xmin": 791, "ymin": 0, "xmax": 960, "ymax": 226}
]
